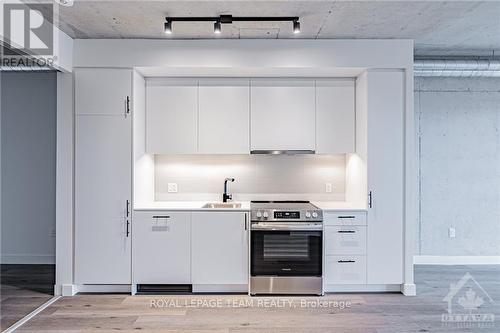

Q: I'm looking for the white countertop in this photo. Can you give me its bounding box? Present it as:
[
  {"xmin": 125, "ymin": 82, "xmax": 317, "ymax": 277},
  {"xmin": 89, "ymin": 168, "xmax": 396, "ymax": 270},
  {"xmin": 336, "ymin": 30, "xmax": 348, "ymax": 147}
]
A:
[
  {"xmin": 134, "ymin": 201, "xmax": 251, "ymax": 211},
  {"xmin": 313, "ymin": 201, "xmax": 367, "ymax": 211},
  {"xmin": 134, "ymin": 201, "xmax": 366, "ymax": 212}
]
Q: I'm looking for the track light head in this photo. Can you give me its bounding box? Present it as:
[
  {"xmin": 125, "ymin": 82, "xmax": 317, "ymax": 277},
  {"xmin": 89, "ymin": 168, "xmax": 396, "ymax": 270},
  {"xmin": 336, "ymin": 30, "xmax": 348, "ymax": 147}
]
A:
[
  {"xmin": 214, "ymin": 20, "xmax": 222, "ymax": 34},
  {"xmin": 293, "ymin": 20, "xmax": 300, "ymax": 34},
  {"xmin": 164, "ymin": 20, "xmax": 172, "ymax": 34}
]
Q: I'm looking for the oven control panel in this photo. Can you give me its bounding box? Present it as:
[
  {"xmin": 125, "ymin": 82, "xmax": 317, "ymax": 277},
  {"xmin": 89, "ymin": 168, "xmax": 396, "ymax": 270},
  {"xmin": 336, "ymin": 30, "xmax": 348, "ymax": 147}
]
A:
[
  {"xmin": 274, "ymin": 211, "xmax": 300, "ymax": 219},
  {"xmin": 251, "ymin": 209, "xmax": 323, "ymax": 222}
]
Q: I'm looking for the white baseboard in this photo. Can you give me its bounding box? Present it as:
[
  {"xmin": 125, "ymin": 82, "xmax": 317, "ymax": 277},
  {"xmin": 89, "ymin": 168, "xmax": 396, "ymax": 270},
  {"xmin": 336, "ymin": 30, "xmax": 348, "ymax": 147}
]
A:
[
  {"xmin": 192, "ymin": 284, "xmax": 248, "ymax": 293},
  {"xmin": 76, "ymin": 284, "xmax": 132, "ymax": 294},
  {"xmin": 1, "ymin": 254, "xmax": 55, "ymax": 265},
  {"xmin": 414, "ymin": 255, "xmax": 500, "ymax": 265},
  {"xmin": 324, "ymin": 284, "xmax": 401, "ymax": 293},
  {"xmin": 402, "ymin": 283, "xmax": 416, "ymax": 296}
]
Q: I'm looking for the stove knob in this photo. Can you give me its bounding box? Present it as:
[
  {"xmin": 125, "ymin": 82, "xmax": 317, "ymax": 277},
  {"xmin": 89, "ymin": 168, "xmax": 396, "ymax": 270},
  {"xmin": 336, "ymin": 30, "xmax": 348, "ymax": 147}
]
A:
[
  {"xmin": 305, "ymin": 211, "xmax": 311, "ymax": 218},
  {"xmin": 312, "ymin": 212, "xmax": 318, "ymax": 218},
  {"xmin": 263, "ymin": 211, "xmax": 269, "ymax": 219},
  {"xmin": 256, "ymin": 211, "xmax": 262, "ymax": 218}
]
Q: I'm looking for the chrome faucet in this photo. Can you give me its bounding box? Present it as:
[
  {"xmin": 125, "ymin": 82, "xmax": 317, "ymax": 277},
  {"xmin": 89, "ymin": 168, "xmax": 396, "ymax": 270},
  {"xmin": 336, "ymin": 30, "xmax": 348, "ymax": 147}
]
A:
[{"xmin": 223, "ymin": 178, "xmax": 235, "ymax": 202}]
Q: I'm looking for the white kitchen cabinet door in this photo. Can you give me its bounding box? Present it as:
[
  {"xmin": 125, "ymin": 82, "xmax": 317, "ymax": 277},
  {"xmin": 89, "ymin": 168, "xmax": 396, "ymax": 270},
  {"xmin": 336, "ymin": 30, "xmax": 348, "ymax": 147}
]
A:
[
  {"xmin": 325, "ymin": 226, "xmax": 367, "ymax": 256},
  {"xmin": 198, "ymin": 79, "xmax": 250, "ymax": 154},
  {"xmin": 250, "ymin": 79, "xmax": 315, "ymax": 151},
  {"xmin": 132, "ymin": 212, "xmax": 191, "ymax": 284},
  {"xmin": 146, "ymin": 79, "xmax": 198, "ymax": 154},
  {"xmin": 325, "ymin": 255, "xmax": 367, "ymax": 285},
  {"xmin": 366, "ymin": 71, "xmax": 404, "ymax": 284},
  {"xmin": 316, "ymin": 79, "xmax": 355, "ymax": 154},
  {"xmin": 191, "ymin": 212, "xmax": 248, "ymax": 287},
  {"xmin": 75, "ymin": 115, "xmax": 132, "ymax": 284},
  {"xmin": 75, "ymin": 68, "xmax": 132, "ymax": 116}
]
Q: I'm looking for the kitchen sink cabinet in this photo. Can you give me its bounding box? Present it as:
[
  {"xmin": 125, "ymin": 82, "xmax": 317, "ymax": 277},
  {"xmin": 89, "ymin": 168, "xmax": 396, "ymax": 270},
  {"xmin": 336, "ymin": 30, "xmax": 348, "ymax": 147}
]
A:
[
  {"xmin": 74, "ymin": 68, "xmax": 132, "ymax": 285},
  {"xmin": 250, "ymin": 79, "xmax": 316, "ymax": 151},
  {"xmin": 316, "ymin": 79, "xmax": 355, "ymax": 154},
  {"xmin": 191, "ymin": 212, "xmax": 248, "ymax": 291},
  {"xmin": 146, "ymin": 79, "xmax": 198, "ymax": 154},
  {"xmin": 133, "ymin": 212, "xmax": 191, "ymax": 284}
]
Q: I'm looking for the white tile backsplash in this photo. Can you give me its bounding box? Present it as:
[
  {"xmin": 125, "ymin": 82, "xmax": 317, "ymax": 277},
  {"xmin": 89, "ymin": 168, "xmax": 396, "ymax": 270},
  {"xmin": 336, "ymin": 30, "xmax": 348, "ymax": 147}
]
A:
[{"xmin": 155, "ymin": 154, "xmax": 346, "ymax": 201}]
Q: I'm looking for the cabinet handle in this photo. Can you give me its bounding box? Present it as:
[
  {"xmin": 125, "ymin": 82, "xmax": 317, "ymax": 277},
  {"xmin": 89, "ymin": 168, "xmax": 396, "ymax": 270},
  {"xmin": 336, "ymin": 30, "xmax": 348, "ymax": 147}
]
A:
[
  {"xmin": 338, "ymin": 216, "xmax": 355, "ymax": 219},
  {"xmin": 244, "ymin": 214, "xmax": 248, "ymax": 231},
  {"xmin": 152, "ymin": 215, "xmax": 170, "ymax": 219},
  {"xmin": 126, "ymin": 200, "xmax": 130, "ymax": 217},
  {"xmin": 125, "ymin": 96, "xmax": 130, "ymax": 117},
  {"xmin": 126, "ymin": 220, "xmax": 130, "ymax": 237},
  {"xmin": 338, "ymin": 260, "xmax": 355, "ymax": 263},
  {"xmin": 368, "ymin": 191, "xmax": 373, "ymax": 208},
  {"xmin": 337, "ymin": 230, "xmax": 355, "ymax": 233}
]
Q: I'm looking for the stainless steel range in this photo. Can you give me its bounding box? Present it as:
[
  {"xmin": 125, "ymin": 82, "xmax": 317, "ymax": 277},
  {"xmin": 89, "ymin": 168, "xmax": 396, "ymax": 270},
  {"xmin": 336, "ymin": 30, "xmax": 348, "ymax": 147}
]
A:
[{"xmin": 250, "ymin": 201, "xmax": 323, "ymax": 295}]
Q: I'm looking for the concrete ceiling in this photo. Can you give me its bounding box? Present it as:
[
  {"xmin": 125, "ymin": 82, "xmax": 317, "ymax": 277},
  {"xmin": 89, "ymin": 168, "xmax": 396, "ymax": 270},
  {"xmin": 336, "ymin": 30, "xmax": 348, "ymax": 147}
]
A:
[{"xmin": 47, "ymin": 0, "xmax": 500, "ymax": 56}]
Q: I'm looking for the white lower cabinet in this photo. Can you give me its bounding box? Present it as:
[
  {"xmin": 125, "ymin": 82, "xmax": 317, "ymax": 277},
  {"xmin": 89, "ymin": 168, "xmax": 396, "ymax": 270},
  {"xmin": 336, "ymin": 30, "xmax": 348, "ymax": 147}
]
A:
[
  {"xmin": 324, "ymin": 211, "xmax": 368, "ymax": 288},
  {"xmin": 325, "ymin": 256, "xmax": 367, "ymax": 285},
  {"xmin": 325, "ymin": 226, "xmax": 367, "ymax": 255},
  {"xmin": 133, "ymin": 211, "xmax": 191, "ymax": 284},
  {"xmin": 191, "ymin": 212, "xmax": 248, "ymax": 292},
  {"xmin": 132, "ymin": 211, "xmax": 248, "ymax": 292}
]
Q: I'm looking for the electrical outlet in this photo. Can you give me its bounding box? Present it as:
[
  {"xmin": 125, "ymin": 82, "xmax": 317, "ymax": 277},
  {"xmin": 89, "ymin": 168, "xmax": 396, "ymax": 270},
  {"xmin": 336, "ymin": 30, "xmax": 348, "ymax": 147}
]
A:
[
  {"xmin": 448, "ymin": 227, "xmax": 456, "ymax": 238},
  {"xmin": 167, "ymin": 183, "xmax": 178, "ymax": 193},
  {"xmin": 325, "ymin": 183, "xmax": 333, "ymax": 193}
]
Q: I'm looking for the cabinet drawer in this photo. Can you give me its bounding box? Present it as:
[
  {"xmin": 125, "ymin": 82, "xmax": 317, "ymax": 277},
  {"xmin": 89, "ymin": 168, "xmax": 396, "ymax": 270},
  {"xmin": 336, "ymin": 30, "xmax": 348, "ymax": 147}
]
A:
[
  {"xmin": 325, "ymin": 255, "xmax": 366, "ymax": 284},
  {"xmin": 325, "ymin": 226, "xmax": 366, "ymax": 255},
  {"xmin": 324, "ymin": 212, "xmax": 367, "ymax": 226},
  {"xmin": 132, "ymin": 211, "xmax": 191, "ymax": 284}
]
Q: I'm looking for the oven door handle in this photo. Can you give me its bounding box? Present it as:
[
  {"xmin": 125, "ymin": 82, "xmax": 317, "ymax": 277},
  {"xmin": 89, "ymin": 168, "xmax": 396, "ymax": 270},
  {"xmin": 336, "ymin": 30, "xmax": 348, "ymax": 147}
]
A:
[{"xmin": 251, "ymin": 223, "xmax": 323, "ymax": 231}]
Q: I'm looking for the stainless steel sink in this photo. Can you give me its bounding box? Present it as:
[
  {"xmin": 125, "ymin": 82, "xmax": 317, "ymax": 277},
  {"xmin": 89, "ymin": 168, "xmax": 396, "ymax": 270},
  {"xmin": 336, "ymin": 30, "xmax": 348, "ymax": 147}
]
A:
[{"xmin": 202, "ymin": 202, "xmax": 242, "ymax": 209}]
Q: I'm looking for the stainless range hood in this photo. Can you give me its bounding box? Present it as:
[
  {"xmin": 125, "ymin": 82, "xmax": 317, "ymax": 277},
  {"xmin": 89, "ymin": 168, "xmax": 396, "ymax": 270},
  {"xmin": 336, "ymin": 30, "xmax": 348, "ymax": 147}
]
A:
[{"xmin": 250, "ymin": 150, "xmax": 315, "ymax": 155}]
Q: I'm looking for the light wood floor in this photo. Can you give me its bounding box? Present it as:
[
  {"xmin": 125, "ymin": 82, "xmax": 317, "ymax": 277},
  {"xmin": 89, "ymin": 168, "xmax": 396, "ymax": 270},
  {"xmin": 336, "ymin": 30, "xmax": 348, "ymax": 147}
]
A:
[
  {"xmin": 16, "ymin": 265, "xmax": 500, "ymax": 332},
  {"xmin": 0, "ymin": 264, "xmax": 55, "ymax": 331}
]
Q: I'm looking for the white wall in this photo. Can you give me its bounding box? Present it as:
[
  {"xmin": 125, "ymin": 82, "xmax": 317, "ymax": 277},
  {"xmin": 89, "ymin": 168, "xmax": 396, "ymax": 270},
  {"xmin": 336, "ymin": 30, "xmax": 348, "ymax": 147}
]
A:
[
  {"xmin": 154, "ymin": 154, "xmax": 346, "ymax": 202},
  {"xmin": 1, "ymin": 72, "xmax": 57, "ymax": 264},
  {"xmin": 415, "ymin": 77, "xmax": 500, "ymax": 256}
]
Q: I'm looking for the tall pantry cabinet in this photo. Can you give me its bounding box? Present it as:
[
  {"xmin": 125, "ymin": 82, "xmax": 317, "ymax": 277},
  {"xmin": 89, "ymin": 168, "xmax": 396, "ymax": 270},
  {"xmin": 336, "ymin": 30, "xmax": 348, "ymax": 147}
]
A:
[
  {"xmin": 354, "ymin": 70, "xmax": 405, "ymax": 285},
  {"xmin": 74, "ymin": 68, "xmax": 133, "ymax": 284}
]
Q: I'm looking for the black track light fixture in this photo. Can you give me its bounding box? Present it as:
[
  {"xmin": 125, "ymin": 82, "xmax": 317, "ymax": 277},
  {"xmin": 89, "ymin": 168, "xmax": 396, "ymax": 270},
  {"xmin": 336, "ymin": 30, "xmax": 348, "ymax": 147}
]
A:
[
  {"xmin": 214, "ymin": 20, "xmax": 222, "ymax": 34},
  {"xmin": 293, "ymin": 20, "xmax": 300, "ymax": 34},
  {"xmin": 163, "ymin": 15, "xmax": 300, "ymax": 35},
  {"xmin": 164, "ymin": 20, "xmax": 172, "ymax": 34}
]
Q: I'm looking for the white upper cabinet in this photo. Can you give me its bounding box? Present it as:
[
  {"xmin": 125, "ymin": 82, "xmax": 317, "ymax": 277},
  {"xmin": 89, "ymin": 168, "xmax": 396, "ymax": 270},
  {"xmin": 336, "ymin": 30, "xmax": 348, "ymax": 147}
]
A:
[
  {"xmin": 316, "ymin": 79, "xmax": 355, "ymax": 154},
  {"xmin": 250, "ymin": 79, "xmax": 315, "ymax": 151},
  {"xmin": 75, "ymin": 68, "xmax": 132, "ymax": 116},
  {"xmin": 198, "ymin": 79, "xmax": 250, "ymax": 154},
  {"xmin": 146, "ymin": 79, "xmax": 198, "ymax": 154}
]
